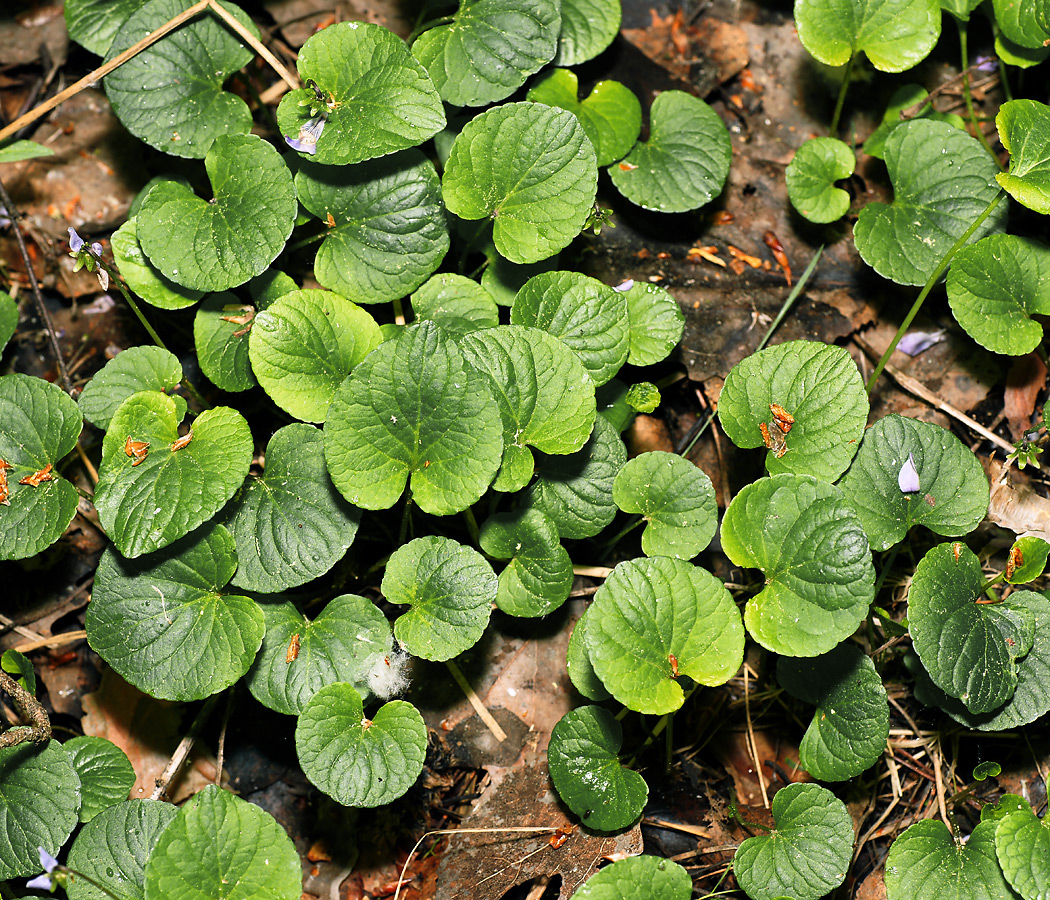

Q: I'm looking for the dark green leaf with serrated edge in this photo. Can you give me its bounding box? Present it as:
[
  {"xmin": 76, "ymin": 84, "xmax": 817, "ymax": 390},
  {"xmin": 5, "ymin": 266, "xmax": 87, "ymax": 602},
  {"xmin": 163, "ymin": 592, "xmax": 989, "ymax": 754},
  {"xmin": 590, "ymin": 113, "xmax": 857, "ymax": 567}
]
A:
[
  {"xmin": 412, "ymin": 273, "xmax": 499, "ymax": 337},
  {"xmin": 548, "ymin": 706, "xmax": 647, "ymax": 832},
  {"xmin": 246, "ymin": 594, "xmax": 392, "ymax": 715},
  {"xmin": 586, "ymin": 557, "xmax": 744, "ymax": 714},
  {"xmin": 718, "ymin": 340, "xmax": 868, "ymax": 481},
  {"xmin": 552, "ymin": 0, "xmax": 621, "ymax": 66},
  {"xmin": 460, "ymin": 325, "xmax": 596, "ymax": 492},
  {"xmin": 0, "ymin": 291, "xmax": 16, "ymax": 351},
  {"xmin": 786, "ymin": 137, "xmax": 855, "ymax": 223},
  {"xmin": 777, "ymin": 644, "xmax": 889, "ymax": 781},
  {"xmin": 854, "ymin": 119, "xmax": 1006, "ymax": 285},
  {"xmin": 838, "ymin": 414, "xmax": 989, "ymax": 551},
  {"xmin": 110, "ymin": 217, "xmax": 205, "ymax": 310},
  {"xmin": 296, "ymin": 683, "xmax": 426, "ymax": 806},
  {"xmin": 94, "ymin": 392, "xmax": 252, "ymax": 557},
  {"xmin": 412, "ymin": 0, "xmax": 560, "ymax": 107},
  {"xmin": 0, "ymin": 741, "xmax": 80, "ymax": 878},
  {"xmin": 1, "ymin": 649, "xmax": 35, "ymax": 695},
  {"xmin": 862, "ymin": 83, "xmax": 965, "ymax": 159},
  {"xmin": 613, "ymin": 452, "xmax": 717, "ymax": 559},
  {"xmin": 619, "ymin": 281, "xmax": 684, "ymax": 366},
  {"xmin": 143, "ymin": 784, "xmax": 300, "ymax": 900},
  {"xmin": 910, "ymin": 542, "xmax": 1028, "ymax": 714},
  {"xmin": 1008, "ymin": 537, "xmax": 1049, "ymax": 584},
  {"xmin": 277, "ymin": 22, "xmax": 444, "ymax": 166},
  {"xmin": 443, "ymin": 102, "xmax": 597, "ymax": 265},
  {"xmin": 608, "ymin": 91, "xmax": 731, "ymax": 213},
  {"xmin": 62, "ymin": 736, "xmax": 135, "ymax": 822},
  {"xmin": 65, "ymin": 0, "xmax": 145, "ymax": 55},
  {"xmin": 482, "ymin": 254, "xmax": 559, "ymax": 307},
  {"xmin": 993, "ymin": 0, "xmax": 1050, "ymax": 47},
  {"xmin": 885, "ymin": 819, "xmax": 1015, "ymax": 900},
  {"xmin": 511, "ymin": 271, "xmax": 629, "ymax": 386},
  {"xmin": 995, "ymin": 806, "xmax": 1050, "ymax": 900},
  {"xmin": 325, "ymin": 321, "xmax": 503, "ymax": 515},
  {"xmin": 0, "ymin": 140, "xmax": 54, "ymax": 164},
  {"xmin": 522, "ymin": 414, "xmax": 626, "ymax": 539},
  {"xmin": 566, "ymin": 609, "xmax": 611, "ymax": 701},
  {"xmin": 137, "ymin": 134, "xmax": 297, "ymax": 292},
  {"xmin": 194, "ymin": 292, "xmax": 256, "ymax": 392},
  {"xmin": 104, "ymin": 0, "xmax": 256, "ymax": 158},
  {"xmin": 0, "ymin": 373, "xmax": 82, "ymax": 562},
  {"xmin": 249, "ymin": 289, "xmax": 381, "ymax": 423},
  {"xmin": 734, "ymin": 783, "xmax": 853, "ymax": 900},
  {"xmin": 66, "ymin": 800, "xmax": 177, "ymax": 900},
  {"xmin": 296, "ymin": 150, "xmax": 449, "ymax": 304},
  {"xmin": 996, "ymin": 100, "xmax": 1050, "ymax": 215},
  {"xmin": 77, "ymin": 346, "xmax": 186, "ymax": 430},
  {"xmin": 571, "ymin": 855, "xmax": 691, "ymax": 900},
  {"xmin": 223, "ymin": 424, "xmax": 361, "ymax": 592},
  {"xmin": 720, "ymin": 474, "xmax": 874, "ymax": 657},
  {"xmin": 995, "ymin": 29, "xmax": 1050, "ymax": 67},
  {"xmin": 479, "ymin": 507, "xmax": 573, "ymax": 617},
  {"xmin": 527, "ymin": 69, "xmax": 640, "ymax": 167},
  {"xmin": 383, "ymin": 535, "xmax": 496, "ymax": 661},
  {"xmin": 86, "ymin": 523, "xmax": 264, "ymax": 701}
]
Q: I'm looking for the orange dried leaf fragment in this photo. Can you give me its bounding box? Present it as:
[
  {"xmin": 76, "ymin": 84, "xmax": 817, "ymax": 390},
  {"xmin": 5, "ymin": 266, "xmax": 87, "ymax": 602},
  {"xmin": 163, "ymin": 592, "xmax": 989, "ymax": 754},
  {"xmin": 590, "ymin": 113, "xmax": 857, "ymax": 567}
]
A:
[
  {"xmin": 769, "ymin": 403, "xmax": 794, "ymax": 433},
  {"xmin": 0, "ymin": 458, "xmax": 11, "ymax": 505},
  {"xmin": 19, "ymin": 463, "xmax": 54, "ymax": 486},
  {"xmin": 170, "ymin": 432, "xmax": 193, "ymax": 452},
  {"xmin": 286, "ymin": 633, "xmax": 301, "ymax": 663},
  {"xmin": 124, "ymin": 437, "xmax": 150, "ymax": 466}
]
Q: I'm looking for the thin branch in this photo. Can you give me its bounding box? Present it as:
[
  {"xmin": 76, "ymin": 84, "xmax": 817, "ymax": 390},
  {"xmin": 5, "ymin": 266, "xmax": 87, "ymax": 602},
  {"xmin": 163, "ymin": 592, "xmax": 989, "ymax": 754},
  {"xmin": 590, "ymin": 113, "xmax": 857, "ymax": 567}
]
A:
[
  {"xmin": 150, "ymin": 694, "xmax": 219, "ymax": 800},
  {"xmin": 0, "ymin": 668, "xmax": 51, "ymax": 748}
]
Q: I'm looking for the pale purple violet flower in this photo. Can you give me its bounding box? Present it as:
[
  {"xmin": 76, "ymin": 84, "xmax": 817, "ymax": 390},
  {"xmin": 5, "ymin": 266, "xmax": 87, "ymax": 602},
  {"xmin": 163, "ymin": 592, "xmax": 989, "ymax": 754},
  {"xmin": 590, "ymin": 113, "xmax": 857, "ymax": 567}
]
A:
[
  {"xmin": 285, "ymin": 116, "xmax": 326, "ymax": 155},
  {"xmin": 67, "ymin": 226, "xmax": 84, "ymax": 253},
  {"xmin": 26, "ymin": 846, "xmax": 59, "ymax": 890},
  {"xmin": 90, "ymin": 241, "xmax": 103, "ymax": 257},
  {"xmin": 975, "ymin": 55, "xmax": 997, "ymax": 72},
  {"xmin": 613, "ymin": 279, "xmax": 634, "ymax": 292},
  {"xmin": 897, "ymin": 329, "xmax": 945, "ymax": 357},
  {"xmin": 898, "ymin": 453, "xmax": 920, "ymax": 493}
]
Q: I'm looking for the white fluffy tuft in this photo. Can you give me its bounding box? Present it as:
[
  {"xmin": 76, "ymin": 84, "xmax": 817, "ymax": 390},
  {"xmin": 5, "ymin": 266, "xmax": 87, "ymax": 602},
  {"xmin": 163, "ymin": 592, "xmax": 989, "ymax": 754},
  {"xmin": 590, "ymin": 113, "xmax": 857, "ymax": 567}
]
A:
[{"xmin": 366, "ymin": 648, "xmax": 412, "ymax": 699}]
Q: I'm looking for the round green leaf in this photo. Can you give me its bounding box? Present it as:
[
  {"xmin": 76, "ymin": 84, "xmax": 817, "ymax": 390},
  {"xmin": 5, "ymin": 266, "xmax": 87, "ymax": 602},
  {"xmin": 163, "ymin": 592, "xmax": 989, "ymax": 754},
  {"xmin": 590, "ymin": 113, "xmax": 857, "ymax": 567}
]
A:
[
  {"xmin": 0, "ymin": 373, "xmax": 83, "ymax": 562},
  {"xmin": 786, "ymin": 137, "xmax": 855, "ymax": 223},
  {"xmin": 612, "ymin": 452, "xmax": 717, "ymax": 559},
  {"xmin": 526, "ymin": 69, "xmax": 641, "ymax": 167},
  {"xmin": 249, "ymin": 289, "xmax": 381, "ymax": 423},
  {"xmin": 995, "ymin": 100, "xmax": 1050, "ymax": 215},
  {"xmin": 0, "ymin": 291, "xmax": 16, "ymax": 352},
  {"xmin": 110, "ymin": 217, "xmax": 205, "ymax": 310},
  {"xmin": 838, "ymin": 414, "xmax": 989, "ymax": 551},
  {"xmin": 862, "ymin": 83, "xmax": 965, "ymax": 160},
  {"xmin": 995, "ymin": 806, "xmax": 1050, "ymax": 900},
  {"xmin": 137, "ymin": 134, "xmax": 297, "ymax": 292},
  {"xmin": 412, "ymin": 0, "xmax": 560, "ymax": 107},
  {"xmin": 548, "ymin": 706, "xmax": 647, "ymax": 832},
  {"xmin": 245, "ymin": 594, "xmax": 393, "ymax": 715},
  {"xmin": 721, "ymin": 474, "xmax": 875, "ymax": 657},
  {"xmin": 86, "ymin": 523, "xmax": 264, "ymax": 701},
  {"xmin": 777, "ymin": 644, "xmax": 889, "ymax": 781},
  {"xmin": 62, "ymin": 736, "xmax": 135, "ymax": 822},
  {"xmin": 143, "ymin": 784, "xmax": 300, "ymax": 900},
  {"xmin": 552, "ymin": 0, "xmax": 621, "ymax": 66},
  {"xmin": 324, "ymin": 321, "xmax": 503, "ymax": 515},
  {"xmin": 571, "ymin": 855, "xmax": 691, "ymax": 900},
  {"xmin": 511, "ymin": 271, "xmax": 629, "ymax": 386},
  {"xmin": 625, "ymin": 382, "xmax": 660, "ymax": 413},
  {"xmin": 566, "ymin": 609, "xmax": 611, "ymax": 701},
  {"xmin": 586, "ymin": 557, "xmax": 744, "ymax": 714},
  {"xmin": 77, "ymin": 346, "xmax": 186, "ymax": 430},
  {"xmin": 277, "ymin": 22, "xmax": 444, "ymax": 166},
  {"xmin": 718, "ymin": 340, "xmax": 868, "ymax": 481},
  {"xmin": 1007, "ymin": 537, "xmax": 1049, "ymax": 585},
  {"xmin": 295, "ymin": 683, "xmax": 426, "ymax": 807},
  {"xmin": 66, "ymin": 800, "xmax": 178, "ymax": 900},
  {"xmin": 411, "ymin": 273, "xmax": 499, "ymax": 337},
  {"xmin": 65, "ymin": 0, "xmax": 145, "ymax": 55},
  {"xmin": 795, "ymin": 0, "xmax": 940, "ymax": 70},
  {"xmin": 223, "ymin": 424, "xmax": 361, "ymax": 592},
  {"xmin": 608, "ymin": 91, "xmax": 731, "ymax": 213},
  {"xmin": 383, "ymin": 535, "xmax": 496, "ymax": 661},
  {"xmin": 619, "ymin": 281, "xmax": 684, "ymax": 366},
  {"xmin": 94, "ymin": 392, "xmax": 252, "ymax": 557},
  {"xmin": 0, "ymin": 741, "xmax": 80, "ymax": 879},
  {"xmin": 479, "ymin": 508, "xmax": 574, "ymax": 617},
  {"xmin": 442, "ymin": 102, "xmax": 598, "ymax": 265},
  {"xmin": 854, "ymin": 119, "xmax": 1006, "ymax": 286},
  {"xmin": 734, "ymin": 783, "xmax": 853, "ymax": 900},
  {"xmin": 296, "ymin": 149, "xmax": 449, "ymax": 304},
  {"xmin": 993, "ymin": 0, "xmax": 1050, "ymax": 47},
  {"xmin": 194, "ymin": 293, "xmax": 257, "ymax": 392},
  {"xmin": 104, "ymin": 0, "xmax": 256, "ymax": 158}
]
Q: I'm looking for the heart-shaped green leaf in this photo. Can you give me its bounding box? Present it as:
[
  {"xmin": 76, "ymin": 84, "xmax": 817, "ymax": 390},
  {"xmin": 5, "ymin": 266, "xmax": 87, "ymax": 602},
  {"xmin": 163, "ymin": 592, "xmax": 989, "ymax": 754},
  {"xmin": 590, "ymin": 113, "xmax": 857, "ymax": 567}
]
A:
[
  {"xmin": 619, "ymin": 281, "xmax": 685, "ymax": 366},
  {"xmin": 296, "ymin": 682, "xmax": 427, "ymax": 806},
  {"xmin": 296, "ymin": 150, "xmax": 449, "ymax": 304},
  {"xmin": 552, "ymin": 0, "xmax": 621, "ymax": 65},
  {"xmin": 479, "ymin": 508, "xmax": 574, "ymax": 617},
  {"xmin": 995, "ymin": 99, "xmax": 1050, "ymax": 215},
  {"xmin": 718, "ymin": 340, "xmax": 868, "ymax": 481},
  {"xmin": 566, "ymin": 608, "xmax": 611, "ymax": 702},
  {"xmin": 838, "ymin": 414, "xmax": 989, "ymax": 551},
  {"xmin": 383, "ymin": 535, "xmax": 496, "ymax": 660},
  {"xmin": 411, "ymin": 273, "xmax": 499, "ymax": 337},
  {"xmin": 246, "ymin": 594, "xmax": 393, "ymax": 715},
  {"xmin": 443, "ymin": 102, "xmax": 598, "ymax": 265},
  {"xmin": 612, "ymin": 452, "xmax": 717, "ymax": 559},
  {"xmin": 777, "ymin": 644, "xmax": 889, "ymax": 781},
  {"xmin": 94, "ymin": 392, "xmax": 252, "ymax": 557},
  {"xmin": 995, "ymin": 805, "xmax": 1050, "ymax": 900},
  {"xmin": 0, "ymin": 291, "xmax": 16, "ymax": 351},
  {"xmin": 786, "ymin": 137, "xmax": 855, "ymax": 223},
  {"xmin": 412, "ymin": 0, "xmax": 560, "ymax": 107},
  {"xmin": 571, "ymin": 855, "xmax": 691, "ymax": 900},
  {"xmin": 137, "ymin": 134, "xmax": 297, "ymax": 292},
  {"xmin": 586, "ymin": 557, "xmax": 744, "ymax": 714},
  {"xmin": 193, "ymin": 293, "xmax": 257, "ymax": 392},
  {"xmin": 143, "ymin": 784, "xmax": 300, "ymax": 900},
  {"xmin": 104, "ymin": 0, "xmax": 256, "ymax": 158},
  {"xmin": 854, "ymin": 119, "xmax": 1006, "ymax": 286},
  {"xmin": 110, "ymin": 217, "xmax": 205, "ymax": 310},
  {"xmin": 277, "ymin": 22, "xmax": 444, "ymax": 165},
  {"xmin": 77, "ymin": 346, "xmax": 186, "ymax": 430},
  {"xmin": 62, "ymin": 736, "xmax": 135, "ymax": 823},
  {"xmin": 65, "ymin": 0, "xmax": 144, "ymax": 55},
  {"xmin": 721, "ymin": 474, "xmax": 875, "ymax": 656},
  {"xmin": 548, "ymin": 706, "xmax": 647, "ymax": 832},
  {"xmin": 993, "ymin": 0, "xmax": 1050, "ymax": 47},
  {"xmin": 527, "ymin": 69, "xmax": 641, "ymax": 166},
  {"xmin": 325, "ymin": 321, "xmax": 503, "ymax": 514},
  {"xmin": 862, "ymin": 83, "xmax": 965, "ymax": 159},
  {"xmin": 0, "ymin": 373, "xmax": 83, "ymax": 562},
  {"xmin": 608, "ymin": 91, "xmax": 731, "ymax": 213}
]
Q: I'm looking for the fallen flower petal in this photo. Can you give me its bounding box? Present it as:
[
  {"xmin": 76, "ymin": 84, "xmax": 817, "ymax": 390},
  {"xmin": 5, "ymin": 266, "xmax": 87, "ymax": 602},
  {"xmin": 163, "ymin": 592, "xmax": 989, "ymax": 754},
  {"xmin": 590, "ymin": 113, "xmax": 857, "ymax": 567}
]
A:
[
  {"xmin": 898, "ymin": 453, "xmax": 920, "ymax": 493},
  {"xmin": 613, "ymin": 280, "xmax": 634, "ymax": 292},
  {"xmin": 897, "ymin": 329, "xmax": 945, "ymax": 356}
]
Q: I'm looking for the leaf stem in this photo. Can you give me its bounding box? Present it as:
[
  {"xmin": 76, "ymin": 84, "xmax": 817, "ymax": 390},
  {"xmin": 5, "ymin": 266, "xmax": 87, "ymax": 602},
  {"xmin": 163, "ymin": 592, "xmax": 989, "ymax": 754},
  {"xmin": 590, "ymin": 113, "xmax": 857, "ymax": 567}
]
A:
[
  {"xmin": 829, "ymin": 55, "xmax": 855, "ymax": 136},
  {"xmin": 955, "ymin": 18, "xmax": 1003, "ymax": 169}
]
